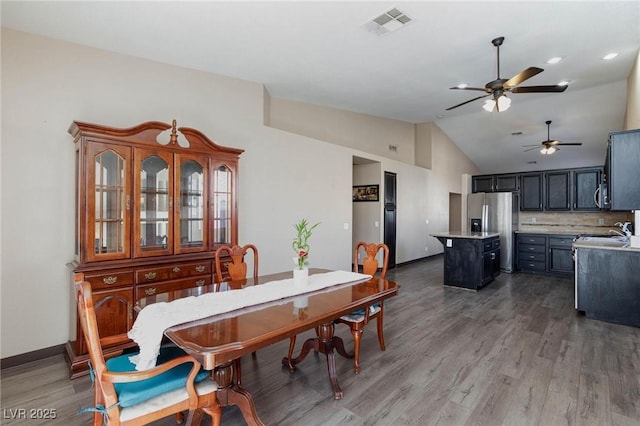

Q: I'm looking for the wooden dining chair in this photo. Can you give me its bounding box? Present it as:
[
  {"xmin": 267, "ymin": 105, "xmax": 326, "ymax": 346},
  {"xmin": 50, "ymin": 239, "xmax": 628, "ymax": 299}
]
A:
[
  {"xmin": 334, "ymin": 242, "xmax": 389, "ymax": 374},
  {"xmin": 214, "ymin": 244, "xmax": 259, "ymax": 386},
  {"xmin": 214, "ymin": 244, "xmax": 259, "ymax": 283},
  {"xmin": 75, "ymin": 279, "xmax": 221, "ymax": 426}
]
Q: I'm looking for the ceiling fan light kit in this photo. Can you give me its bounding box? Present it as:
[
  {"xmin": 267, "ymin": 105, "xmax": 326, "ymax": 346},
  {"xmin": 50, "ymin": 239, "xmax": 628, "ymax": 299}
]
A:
[
  {"xmin": 482, "ymin": 94, "xmax": 511, "ymax": 112},
  {"xmin": 446, "ymin": 36, "xmax": 568, "ymax": 112}
]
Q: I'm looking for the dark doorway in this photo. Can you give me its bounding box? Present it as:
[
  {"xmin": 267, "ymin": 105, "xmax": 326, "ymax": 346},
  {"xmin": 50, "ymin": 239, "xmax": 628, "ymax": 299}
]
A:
[{"xmin": 384, "ymin": 171, "xmax": 397, "ymax": 268}]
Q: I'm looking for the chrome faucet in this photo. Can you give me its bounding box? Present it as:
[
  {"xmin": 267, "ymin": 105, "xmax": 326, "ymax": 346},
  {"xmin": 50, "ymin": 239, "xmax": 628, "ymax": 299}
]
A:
[
  {"xmin": 609, "ymin": 229, "xmax": 627, "ymax": 237},
  {"xmin": 613, "ymin": 221, "xmax": 633, "ymax": 237}
]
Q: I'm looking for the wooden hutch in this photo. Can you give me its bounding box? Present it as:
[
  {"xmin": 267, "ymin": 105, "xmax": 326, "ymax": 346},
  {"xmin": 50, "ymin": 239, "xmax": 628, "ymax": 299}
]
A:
[{"xmin": 66, "ymin": 120, "xmax": 243, "ymax": 378}]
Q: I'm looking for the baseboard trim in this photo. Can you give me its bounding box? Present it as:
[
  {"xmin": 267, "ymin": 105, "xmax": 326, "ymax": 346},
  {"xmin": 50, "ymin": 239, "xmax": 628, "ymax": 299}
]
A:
[
  {"xmin": 1, "ymin": 344, "xmax": 66, "ymax": 370},
  {"xmin": 395, "ymin": 253, "xmax": 442, "ymax": 268}
]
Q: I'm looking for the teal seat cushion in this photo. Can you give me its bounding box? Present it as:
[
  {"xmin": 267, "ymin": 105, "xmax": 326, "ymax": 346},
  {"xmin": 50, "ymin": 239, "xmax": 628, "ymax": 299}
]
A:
[
  {"xmin": 105, "ymin": 345, "xmax": 209, "ymax": 408},
  {"xmin": 348, "ymin": 301, "xmax": 381, "ymax": 317}
]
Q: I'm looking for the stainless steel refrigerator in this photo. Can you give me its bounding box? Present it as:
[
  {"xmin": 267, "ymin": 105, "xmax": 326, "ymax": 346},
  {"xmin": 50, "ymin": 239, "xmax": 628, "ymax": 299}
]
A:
[{"xmin": 467, "ymin": 192, "xmax": 519, "ymax": 273}]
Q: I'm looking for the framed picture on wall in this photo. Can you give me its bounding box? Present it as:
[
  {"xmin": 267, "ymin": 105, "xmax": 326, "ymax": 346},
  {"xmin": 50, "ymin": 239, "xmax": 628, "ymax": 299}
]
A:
[{"xmin": 352, "ymin": 184, "xmax": 379, "ymax": 202}]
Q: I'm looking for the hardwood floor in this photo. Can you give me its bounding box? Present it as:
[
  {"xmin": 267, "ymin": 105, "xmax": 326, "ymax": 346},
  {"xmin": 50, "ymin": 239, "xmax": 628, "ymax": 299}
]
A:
[{"xmin": 2, "ymin": 255, "xmax": 639, "ymax": 425}]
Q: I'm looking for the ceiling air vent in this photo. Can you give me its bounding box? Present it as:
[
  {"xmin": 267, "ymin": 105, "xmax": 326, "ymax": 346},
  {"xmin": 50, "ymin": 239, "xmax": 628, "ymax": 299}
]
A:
[{"xmin": 363, "ymin": 8, "xmax": 412, "ymax": 36}]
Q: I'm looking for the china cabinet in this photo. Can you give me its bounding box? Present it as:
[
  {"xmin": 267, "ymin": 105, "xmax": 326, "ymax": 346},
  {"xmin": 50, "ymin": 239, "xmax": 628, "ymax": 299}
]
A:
[{"xmin": 66, "ymin": 120, "xmax": 243, "ymax": 377}]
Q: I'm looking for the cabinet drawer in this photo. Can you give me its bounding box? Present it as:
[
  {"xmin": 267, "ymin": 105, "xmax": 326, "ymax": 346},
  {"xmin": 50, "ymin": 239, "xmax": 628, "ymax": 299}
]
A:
[
  {"xmin": 518, "ymin": 235, "xmax": 546, "ymax": 245},
  {"xmin": 519, "ymin": 252, "xmax": 546, "ymax": 262},
  {"xmin": 483, "ymin": 241, "xmax": 493, "ymax": 252},
  {"xmin": 170, "ymin": 261, "xmax": 212, "ymax": 278},
  {"xmin": 492, "ymin": 238, "xmax": 501, "ymax": 249},
  {"xmin": 136, "ymin": 276, "xmax": 212, "ymax": 300},
  {"xmin": 85, "ymin": 270, "xmax": 135, "ymax": 290},
  {"xmin": 136, "ymin": 266, "xmax": 172, "ymax": 284},
  {"xmin": 548, "ymin": 237, "xmax": 575, "ymax": 247},
  {"xmin": 519, "ymin": 244, "xmax": 546, "ymax": 254},
  {"xmin": 520, "ymin": 260, "xmax": 546, "ymax": 271}
]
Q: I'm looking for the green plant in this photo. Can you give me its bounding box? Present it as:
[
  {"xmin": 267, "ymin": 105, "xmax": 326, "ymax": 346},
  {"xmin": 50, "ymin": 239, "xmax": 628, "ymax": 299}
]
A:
[{"xmin": 292, "ymin": 219, "xmax": 320, "ymax": 270}]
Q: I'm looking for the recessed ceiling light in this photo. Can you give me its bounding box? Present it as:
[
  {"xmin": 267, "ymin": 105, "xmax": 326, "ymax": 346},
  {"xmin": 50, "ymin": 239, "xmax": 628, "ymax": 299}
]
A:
[
  {"xmin": 547, "ymin": 57, "xmax": 563, "ymax": 64},
  {"xmin": 457, "ymin": 83, "xmax": 468, "ymax": 89},
  {"xmin": 558, "ymin": 80, "xmax": 570, "ymax": 86},
  {"xmin": 437, "ymin": 114, "xmax": 444, "ymax": 119},
  {"xmin": 603, "ymin": 52, "xmax": 619, "ymax": 60}
]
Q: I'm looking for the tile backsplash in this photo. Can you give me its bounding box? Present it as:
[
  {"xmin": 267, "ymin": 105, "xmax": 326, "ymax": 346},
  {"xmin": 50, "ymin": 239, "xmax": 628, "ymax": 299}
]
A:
[{"xmin": 519, "ymin": 211, "xmax": 634, "ymax": 235}]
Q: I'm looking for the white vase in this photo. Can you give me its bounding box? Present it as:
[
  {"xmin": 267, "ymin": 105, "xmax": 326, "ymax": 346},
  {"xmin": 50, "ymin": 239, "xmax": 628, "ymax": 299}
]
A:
[
  {"xmin": 293, "ymin": 268, "xmax": 308, "ymax": 288},
  {"xmin": 293, "ymin": 296, "xmax": 309, "ymax": 309}
]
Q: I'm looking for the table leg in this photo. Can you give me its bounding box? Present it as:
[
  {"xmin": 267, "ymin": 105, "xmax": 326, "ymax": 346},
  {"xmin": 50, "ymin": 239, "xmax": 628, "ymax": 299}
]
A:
[
  {"xmin": 281, "ymin": 322, "xmax": 353, "ymax": 399},
  {"xmin": 212, "ymin": 361, "xmax": 265, "ymax": 426}
]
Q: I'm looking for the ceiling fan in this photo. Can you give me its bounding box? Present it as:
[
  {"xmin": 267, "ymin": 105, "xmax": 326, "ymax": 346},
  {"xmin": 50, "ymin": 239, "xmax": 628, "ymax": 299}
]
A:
[
  {"xmin": 523, "ymin": 120, "xmax": 582, "ymax": 154},
  {"xmin": 446, "ymin": 36, "xmax": 567, "ymax": 112}
]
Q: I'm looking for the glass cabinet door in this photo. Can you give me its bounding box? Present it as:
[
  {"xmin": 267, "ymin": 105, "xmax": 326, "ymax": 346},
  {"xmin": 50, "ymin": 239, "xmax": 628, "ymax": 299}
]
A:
[
  {"xmin": 176, "ymin": 154, "xmax": 208, "ymax": 253},
  {"xmin": 212, "ymin": 164, "xmax": 234, "ymax": 248},
  {"xmin": 135, "ymin": 149, "xmax": 173, "ymax": 258},
  {"xmin": 87, "ymin": 143, "xmax": 131, "ymax": 261}
]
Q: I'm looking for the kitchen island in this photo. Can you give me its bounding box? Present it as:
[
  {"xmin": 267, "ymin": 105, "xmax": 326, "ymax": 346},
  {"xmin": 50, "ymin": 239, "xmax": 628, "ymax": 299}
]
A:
[
  {"xmin": 573, "ymin": 237, "xmax": 640, "ymax": 328},
  {"xmin": 431, "ymin": 231, "xmax": 500, "ymax": 290}
]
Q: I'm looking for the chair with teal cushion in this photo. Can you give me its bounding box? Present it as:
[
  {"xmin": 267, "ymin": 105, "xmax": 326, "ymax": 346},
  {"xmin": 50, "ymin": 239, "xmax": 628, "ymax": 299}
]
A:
[
  {"xmin": 334, "ymin": 242, "xmax": 389, "ymax": 374},
  {"xmin": 75, "ymin": 279, "xmax": 220, "ymax": 425}
]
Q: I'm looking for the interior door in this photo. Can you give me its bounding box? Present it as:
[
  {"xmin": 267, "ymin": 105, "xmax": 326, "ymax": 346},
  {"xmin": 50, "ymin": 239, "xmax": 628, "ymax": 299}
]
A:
[{"xmin": 384, "ymin": 171, "xmax": 397, "ymax": 269}]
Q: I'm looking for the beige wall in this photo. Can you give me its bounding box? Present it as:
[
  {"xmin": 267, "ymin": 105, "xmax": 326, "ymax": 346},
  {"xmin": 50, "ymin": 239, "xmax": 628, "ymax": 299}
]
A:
[
  {"xmin": 269, "ymin": 97, "xmax": 416, "ymax": 164},
  {"xmin": 1, "ymin": 29, "xmax": 481, "ymax": 358},
  {"xmin": 625, "ymin": 50, "xmax": 640, "ymax": 130}
]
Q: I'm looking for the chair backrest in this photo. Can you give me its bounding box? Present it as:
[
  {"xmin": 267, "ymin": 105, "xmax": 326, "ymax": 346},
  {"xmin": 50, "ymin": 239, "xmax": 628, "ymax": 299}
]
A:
[
  {"xmin": 214, "ymin": 244, "xmax": 259, "ymax": 283},
  {"xmin": 74, "ymin": 275, "xmax": 120, "ymax": 410},
  {"xmin": 353, "ymin": 242, "xmax": 389, "ymax": 279}
]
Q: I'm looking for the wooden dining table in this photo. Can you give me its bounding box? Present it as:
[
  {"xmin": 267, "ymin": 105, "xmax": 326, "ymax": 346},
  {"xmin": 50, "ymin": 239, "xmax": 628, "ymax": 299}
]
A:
[{"xmin": 136, "ymin": 268, "xmax": 399, "ymax": 426}]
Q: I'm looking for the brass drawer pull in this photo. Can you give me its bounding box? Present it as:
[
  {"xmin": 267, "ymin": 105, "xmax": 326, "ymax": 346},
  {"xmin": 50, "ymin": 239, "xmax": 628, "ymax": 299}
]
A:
[
  {"xmin": 103, "ymin": 276, "xmax": 118, "ymax": 285},
  {"xmin": 195, "ymin": 280, "xmax": 205, "ymax": 287},
  {"xmin": 144, "ymin": 272, "xmax": 157, "ymax": 280},
  {"xmin": 173, "ymin": 267, "xmax": 181, "ymax": 273},
  {"xmin": 144, "ymin": 287, "xmax": 156, "ymax": 296},
  {"xmin": 195, "ymin": 265, "xmax": 205, "ymax": 273}
]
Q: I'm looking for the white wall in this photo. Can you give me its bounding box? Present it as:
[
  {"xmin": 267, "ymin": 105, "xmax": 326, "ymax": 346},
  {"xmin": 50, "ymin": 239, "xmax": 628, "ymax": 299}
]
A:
[{"xmin": 1, "ymin": 29, "xmax": 480, "ymax": 358}]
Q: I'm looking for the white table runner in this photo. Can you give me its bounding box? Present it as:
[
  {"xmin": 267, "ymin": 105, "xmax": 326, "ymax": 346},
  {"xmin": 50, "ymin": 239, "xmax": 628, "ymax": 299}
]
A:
[{"xmin": 128, "ymin": 270, "xmax": 371, "ymax": 370}]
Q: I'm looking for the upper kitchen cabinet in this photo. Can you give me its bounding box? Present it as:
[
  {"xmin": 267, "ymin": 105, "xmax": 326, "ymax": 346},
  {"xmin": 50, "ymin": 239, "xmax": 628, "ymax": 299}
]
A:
[
  {"xmin": 472, "ymin": 173, "xmax": 519, "ymax": 193},
  {"xmin": 472, "ymin": 175, "xmax": 494, "ymax": 193},
  {"xmin": 520, "ymin": 173, "xmax": 544, "ymax": 211},
  {"xmin": 604, "ymin": 129, "xmax": 640, "ymax": 211},
  {"xmin": 545, "ymin": 170, "xmax": 571, "ymax": 211},
  {"xmin": 573, "ymin": 167, "xmax": 602, "ymax": 211}
]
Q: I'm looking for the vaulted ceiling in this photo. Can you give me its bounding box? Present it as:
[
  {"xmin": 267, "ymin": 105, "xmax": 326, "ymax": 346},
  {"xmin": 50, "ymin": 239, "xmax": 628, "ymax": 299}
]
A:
[{"xmin": 2, "ymin": 1, "xmax": 639, "ymax": 173}]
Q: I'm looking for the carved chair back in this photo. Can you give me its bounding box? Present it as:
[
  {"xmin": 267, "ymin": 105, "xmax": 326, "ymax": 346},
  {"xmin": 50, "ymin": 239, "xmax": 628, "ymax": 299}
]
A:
[{"xmin": 214, "ymin": 244, "xmax": 259, "ymax": 283}]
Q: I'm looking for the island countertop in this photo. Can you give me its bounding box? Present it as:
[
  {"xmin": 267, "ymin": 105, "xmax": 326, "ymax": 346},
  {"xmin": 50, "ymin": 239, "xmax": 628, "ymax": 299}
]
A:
[{"xmin": 431, "ymin": 231, "xmax": 500, "ymax": 240}]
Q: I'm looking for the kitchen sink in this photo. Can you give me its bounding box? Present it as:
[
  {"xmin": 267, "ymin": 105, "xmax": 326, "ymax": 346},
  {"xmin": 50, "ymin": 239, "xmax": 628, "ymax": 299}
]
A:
[{"xmin": 577, "ymin": 235, "xmax": 629, "ymax": 247}]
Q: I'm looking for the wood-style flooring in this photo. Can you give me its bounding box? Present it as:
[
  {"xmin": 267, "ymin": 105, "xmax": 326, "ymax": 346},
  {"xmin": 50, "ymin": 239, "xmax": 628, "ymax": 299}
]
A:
[{"xmin": 2, "ymin": 255, "xmax": 640, "ymax": 425}]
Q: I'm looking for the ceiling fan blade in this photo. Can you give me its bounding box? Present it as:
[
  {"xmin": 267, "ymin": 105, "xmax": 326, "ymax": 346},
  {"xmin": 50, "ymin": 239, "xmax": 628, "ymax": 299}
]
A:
[
  {"xmin": 557, "ymin": 143, "xmax": 582, "ymax": 146},
  {"xmin": 512, "ymin": 85, "xmax": 568, "ymax": 93},
  {"xmin": 445, "ymin": 94, "xmax": 491, "ymax": 111},
  {"xmin": 523, "ymin": 146, "xmax": 541, "ymax": 152},
  {"xmin": 449, "ymin": 86, "xmax": 490, "ymax": 92},
  {"xmin": 503, "ymin": 67, "xmax": 543, "ymax": 88}
]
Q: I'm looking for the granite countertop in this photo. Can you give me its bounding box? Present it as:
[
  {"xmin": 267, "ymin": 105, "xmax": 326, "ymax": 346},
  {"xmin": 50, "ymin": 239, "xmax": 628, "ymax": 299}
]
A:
[
  {"xmin": 514, "ymin": 229, "xmax": 609, "ymax": 236},
  {"xmin": 573, "ymin": 237, "xmax": 640, "ymax": 252},
  {"xmin": 431, "ymin": 231, "xmax": 500, "ymax": 240}
]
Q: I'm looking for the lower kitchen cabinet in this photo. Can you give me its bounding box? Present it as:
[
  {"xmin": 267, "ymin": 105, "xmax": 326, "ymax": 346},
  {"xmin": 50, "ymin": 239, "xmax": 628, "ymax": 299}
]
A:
[
  {"xmin": 434, "ymin": 233, "xmax": 500, "ymax": 290},
  {"xmin": 576, "ymin": 246, "xmax": 640, "ymax": 328},
  {"xmin": 516, "ymin": 233, "xmax": 576, "ymax": 277}
]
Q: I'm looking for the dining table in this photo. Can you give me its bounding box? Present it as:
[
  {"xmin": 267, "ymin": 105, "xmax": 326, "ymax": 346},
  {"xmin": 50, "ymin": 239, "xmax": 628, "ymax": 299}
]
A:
[{"xmin": 135, "ymin": 268, "xmax": 399, "ymax": 426}]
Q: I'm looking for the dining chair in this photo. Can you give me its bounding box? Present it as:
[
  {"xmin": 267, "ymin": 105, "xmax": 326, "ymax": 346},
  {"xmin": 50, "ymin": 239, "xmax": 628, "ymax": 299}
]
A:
[
  {"xmin": 214, "ymin": 244, "xmax": 259, "ymax": 283},
  {"xmin": 214, "ymin": 244, "xmax": 259, "ymax": 386},
  {"xmin": 334, "ymin": 242, "xmax": 389, "ymax": 374},
  {"xmin": 75, "ymin": 279, "xmax": 221, "ymax": 426}
]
